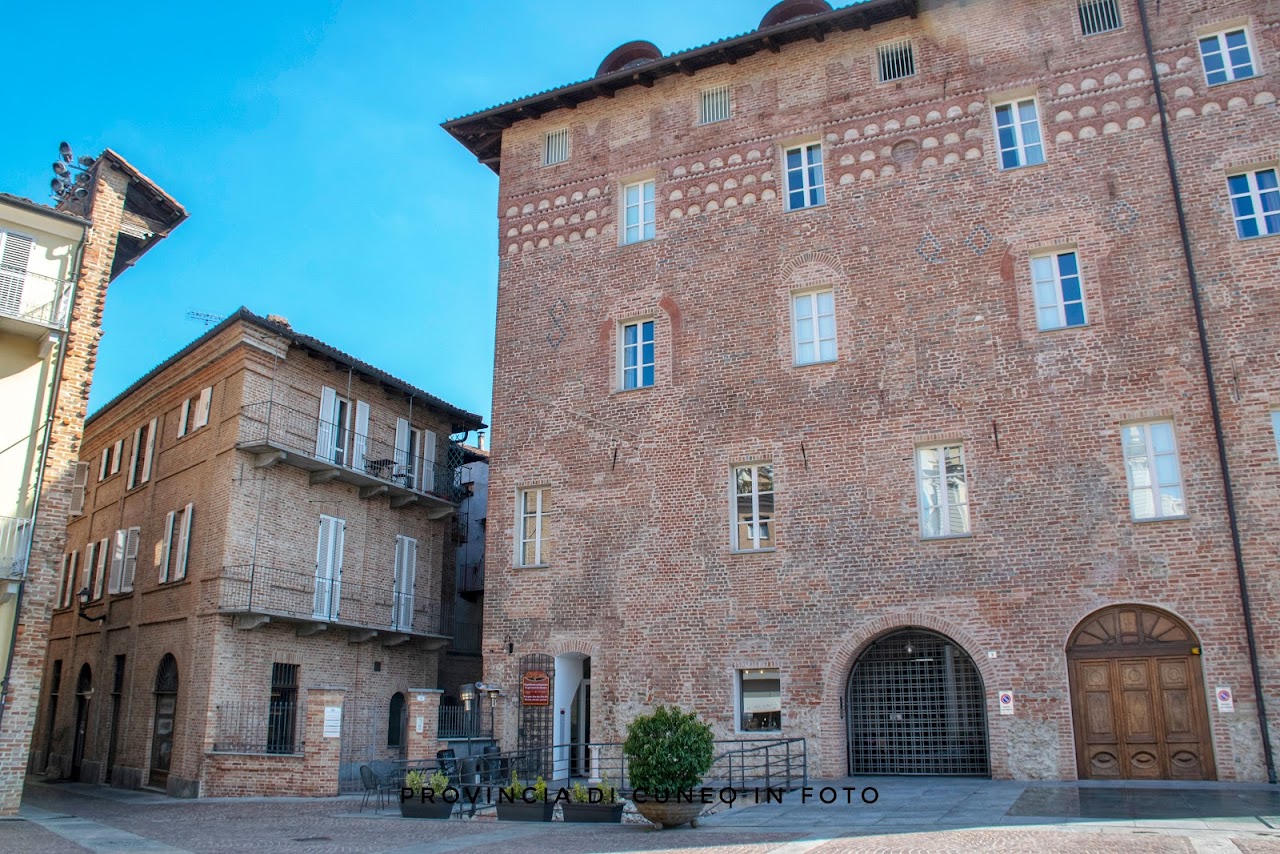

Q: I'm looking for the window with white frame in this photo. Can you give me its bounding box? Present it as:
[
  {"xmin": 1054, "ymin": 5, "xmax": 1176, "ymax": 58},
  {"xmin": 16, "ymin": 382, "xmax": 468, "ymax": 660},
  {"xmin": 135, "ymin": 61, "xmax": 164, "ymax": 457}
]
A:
[
  {"xmin": 1227, "ymin": 169, "xmax": 1280, "ymax": 239},
  {"xmin": 699, "ymin": 85, "xmax": 731, "ymax": 124},
  {"xmin": 518, "ymin": 487, "xmax": 551, "ymax": 566},
  {"xmin": 106, "ymin": 526, "xmax": 139, "ymax": 594},
  {"xmin": 784, "ymin": 143, "xmax": 825, "ymax": 211},
  {"xmin": 738, "ymin": 668, "xmax": 782, "ymax": 732},
  {"xmin": 620, "ymin": 319, "xmax": 655, "ymax": 390},
  {"xmin": 1199, "ymin": 27, "xmax": 1256, "ymax": 86},
  {"xmin": 83, "ymin": 541, "xmax": 99, "ymax": 603},
  {"xmin": 160, "ymin": 504, "xmax": 194, "ymax": 583},
  {"xmin": 993, "ymin": 98, "xmax": 1045, "ymax": 169},
  {"xmin": 57, "ymin": 550, "xmax": 78, "ymax": 609},
  {"xmin": 877, "ymin": 39, "xmax": 916, "ymax": 82},
  {"xmin": 1273, "ymin": 411, "xmax": 1280, "ymax": 464},
  {"xmin": 0, "ymin": 229, "xmax": 35, "ymax": 317},
  {"xmin": 1031, "ymin": 250, "xmax": 1087, "ymax": 330},
  {"xmin": 544, "ymin": 128, "xmax": 569, "ymax": 166},
  {"xmin": 1122, "ymin": 421, "xmax": 1185, "ymax": 520},
  {"xmin": 622, "ymin": 179, "xmax": 655, "ymax": 244},
  {"xmin": 392, "ymin": 535, "xmax": 417, "ymax": 631},
  {"xmin": 395, "ymin": 419, "xmax": 437, "ymax": 492},
  {"xmin": 917, "ymin": 444, "xmax": 970, "ymax": 538},
  {"xmin": 314, "ymin": 515, "xmax": 345, "ymax": 620},
  {"xmin": 177, "ymin": 386, "xmax": 212, "ymax": 438},
  {"xmin": 792, "ymin": 289, "xmax": 836, "ymax": 364},
  {"xmin": 126, "ymin": 418, "xmax": 158, "ymax": 489},
  {"xmin": 1078, "ymin": 0, "xmax": 1122, "ymax": 36},
  {"xmin": 92, "ymin": 537, "xmax": 108, "ymax": 600},
  {"xmin": 99, "ymin": 439, "xmax": 123, "ymax": 481},
  {"xmin": 732, "ymin": 463, "xmax": 775, "ymax": 551},
  {"xmin": 315, "ymin": 386, "xmax": 351, "ymax": 466}
]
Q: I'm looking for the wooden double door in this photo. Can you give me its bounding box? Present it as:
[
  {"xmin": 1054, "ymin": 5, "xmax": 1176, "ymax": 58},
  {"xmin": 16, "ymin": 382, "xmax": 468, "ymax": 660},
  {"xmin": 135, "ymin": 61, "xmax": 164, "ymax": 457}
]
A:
[{"xmin": 1068, "ymin": 606, "xmax": 1214, "ymax": 780}]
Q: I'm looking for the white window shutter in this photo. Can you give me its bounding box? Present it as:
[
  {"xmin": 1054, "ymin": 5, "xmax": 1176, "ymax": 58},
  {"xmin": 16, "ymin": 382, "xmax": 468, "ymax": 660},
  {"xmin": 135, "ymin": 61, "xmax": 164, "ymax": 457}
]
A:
[
  {"xmin": 0, "ymin": 231, "xmax": 34, "ymax": 315},
  {"xmin": 160, "ymin": 510, "xmax": 176, "ymax": 583},
  {"xmin": 56, "ymin": 554, "xmax": 70, "ymax": 609},
  {"xmin": 194, "ymin": 386, "xmax": 212, "ymax": 429},
  {"xmin": 128, "ymin": 426, "xmax": 142, "ymax": 489},
  {"xmin": 108, "ymin": 530, "xmax": 124, "ymax": 594},
  {"xmin": 176, "ymin": 503, "xmax": 193, "ymax": 580},
  {"xmin": 70, "ymin": 462, "xmax": 89, "ymax": 516},
  {"xmin": 394, "ymin": 418, "xmax": 410, "ymax": 475},
  {"xmin": 83, "ymin": 543, "xmax": 97, "ymax": 599},
  {"xmin": 332, "ymin": 519, "xmax": 345, "ymax": 616},
  {"xmin": 121, "ymin": 527, "xmax": 140, "ymax": 592},
  {"xmin": 401, "ymin": 537, "xmax": 416, "ymax": 630},
  {"xmin": 75, "ymin": 548, "xmax": 89, "ymax": 597},
  {"xmin": 422, "ymin": 430, "xmax": 437, "ymax": 493},
  {"xmin": 353, "ymin": 401, "xmax": 370, "ymax": 471},
  {"xmin": 178, "ymin": 399, "xmax": 190, "ymax": 438},
  {"xmin": 100, "ymin": 448, "xmax": 110, "ymax": 481},
  {"xmin": 93, "ymin": 538, "xmax": 108, "ymax": 599},
  {"xmin": 142, "ymin": 418, "xmax": 157, "ymax": 483},
  {"xmin": 111, "ymin": 439, "xmax": 123, "ymax": 475},
  {"xmin": 392, "ymin": 536, "xmax": 405, "ymax": 629},
  {"xmin": 316, "ymin": 386, "xmax": 336, "ymax": 459}
]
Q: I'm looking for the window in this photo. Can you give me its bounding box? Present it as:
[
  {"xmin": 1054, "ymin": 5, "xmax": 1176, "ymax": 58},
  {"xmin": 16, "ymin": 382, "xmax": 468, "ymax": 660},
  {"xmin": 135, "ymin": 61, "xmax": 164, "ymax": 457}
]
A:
[
  {"xmin": 877, "ymin": 39, "xmax": 916, "ymax": 82},
  {"xmin": 544, "ymin": 128, "xmax": 569, "ymax": 166},
  {"xmin": 126, "ymin": 418, "xmax": 158, "ymax": 489},
  {"xmin": 1227, "ymin": 169, "xmax": 1280, "ymax": 239},
  {"xmin": 1078, "ymin": 0, "xmax": 1122, "ymax": 36},
  {"xmin": 732, "ymin": 463, "xmax": 775, "ymax": 551},
  {"xmin": 699, "ymin": 85, "xmax": 731, "ymax": 124},
  {"xmin": 316, "ymin": 387, "xmax": 350, "ymax": 466},
  {"xmin": 784, "ymin": 144, "xmax": 825, "ymax": 210},
  {"xmin": 739, "ymin": 668, "xmax": 781, "ymax": 732},
  {"xmin": 518, "ymin": 487, "xmax": 551, "ymax": 566},
  {"xmin": 69, "ymin": 462, "xmax": 89, "ymax": 516},
  {"xmin": 177, "ymin": 387, "xmax": 212, "ymax": 438},
  {"xmin": 107, "ymin": 527, "xmax": 140, "ymax": 594},
  {"xmin": 993, "ymin": 98, "xmax": 1045, "ymax": 169},
  {"xmin": 1031, "ymin": 250, "xmax": 1087, "ymax": 330},
  {"xmin": 1122, "ymin": 421, "xmax": 1185, "ymax": 520},
  {"xmin": 99, "ymin": 439, "xmax": 123, "ymax": 481},
  {"xmin": 622, "ymin": 179, "xmax": 655, "ymax": 244},
  {"xmin": 0, "ymin": 229, "xmax": 35, "ymax": 316},
  {"xmin": 1199, "ymin": 27, "xmax": 1256, "ymax": 86},
  {"xmin": 792, "ymin": 289, "xmax": 836, "ymax": 364},
  {"xmin": 84, "ymin": 541, "xmax": 99, "ymax": 602},
  {"xmin": 267, "ymin": 663, "xmax": 299, "ymax": 754},
  {"xmin": 1273, "ymin": 411, "xmax": 1280, "ymax": 464},
  {"xmin": 92, "ymin": 537, "xmax": 108, "ymax": 600},
  {"xmin": 160, "ymin": 504, "xmax": 194, "ymax": 583},
  {"xmin": 57, "ymin": 550, "xmax": 78, "ymax": 609},
  {"xmin": 620, "ymin": 320, "xmax": 655, "ymax": 390},
  {"xmin": 388, "ymin": 692, "xmax": 407, "ymax": 748},
  {"xmin": 314, "ymin": 515, "xmax": 345, "ymax": 620},
  {"xmin": 392, "ymin": 535, "xmax": 417, "ymax": 631},
  {"xmin": 917, "ymin": 444, "xmax": 970, "ymax": 538},
  {"xmin": 395, "ymin": 420, "xmax": 437, "ymax": 492}
]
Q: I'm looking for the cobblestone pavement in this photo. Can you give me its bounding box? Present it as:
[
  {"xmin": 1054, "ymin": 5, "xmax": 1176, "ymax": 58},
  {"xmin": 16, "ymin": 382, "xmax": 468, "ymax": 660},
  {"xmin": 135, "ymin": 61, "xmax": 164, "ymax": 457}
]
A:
[{"xmin": 6, "ymin": 777, "xmax": 1280, "ymax": 853}]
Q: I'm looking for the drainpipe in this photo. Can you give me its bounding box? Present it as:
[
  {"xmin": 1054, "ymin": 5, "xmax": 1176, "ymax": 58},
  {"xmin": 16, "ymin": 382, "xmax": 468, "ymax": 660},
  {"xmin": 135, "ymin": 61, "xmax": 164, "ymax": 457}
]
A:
[{"xmin": 1136, "ymin": 0, "xmax": 1276, "ymax": 785}]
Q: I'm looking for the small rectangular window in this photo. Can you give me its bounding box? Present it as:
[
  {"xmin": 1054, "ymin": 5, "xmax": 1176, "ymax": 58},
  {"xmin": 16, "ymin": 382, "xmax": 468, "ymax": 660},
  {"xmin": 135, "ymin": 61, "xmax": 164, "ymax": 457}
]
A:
[
  {"xmin": 620, "ymin": 320, "xmax": 655, "ymax": 390},
  {"xmin": 518, "ymin": 487, "xmax": 551, "ymax": 567},
  {"xmin": 699, "ymin": 85, "xmax": 732, "ymax": 124},
  {"xmin": 784, "ymin": 144, "xmax": 825, "ymax": 211},
  {"xmin": 622, "ymin": 179, "xmax": 655, "ymax": 244},
  {"xmin": 917, "ymin": 444, "xmax": 970, "ymax": 538},
  {"xmin": 1078, "ymin": 0, "xmax": 1122, "ymax": 36},
  {"xmin": 1199, "ymin": 28, "xmax": 1256, "ymax": 86},
  {"xmin": 993, "ymin": 98, "xmax": 1045, "ymax": 170},
  {"xmin": 1227, "ymin": 169, "xmax": 1280, "ymax": 239},
  {"xmin": 877, "ymin": 39, "xmax": 916, "ymax": 82},
  {"xmin": 1122, "ymin": 421, "xmax": 1185, "ymax": 520},
  {"xmin": 1273, "ymin": 411, "xmax": 1280, "ymax": 464},
  {"xmin": 1031, "ymin": 250, "xmax": 1087, "ymax": 330},
  {"xmin": 732, "ymin": 463, "xmax": 775, "ymax": 552},
  {"xmin": 739, "ymin": 668, "xmax": 782, "ymax": 732},
  {"xmin": 544, "ymin": 128, "xmax": 569, "ymax": 166},
  {"xmin": 792, "ymin": 289, "xmax": 837, "ymax": 364},
  {"xmin": 267, "ymin": 663, "xmax": 300, "ymax": 754}
]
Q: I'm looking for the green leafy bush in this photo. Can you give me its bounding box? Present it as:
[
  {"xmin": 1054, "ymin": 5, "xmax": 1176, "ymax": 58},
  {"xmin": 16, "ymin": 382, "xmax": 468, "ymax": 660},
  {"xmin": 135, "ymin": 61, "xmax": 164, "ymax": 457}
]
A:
[
  {"xmin": 623, "ymin": 705, "xmax": 714, "ymax": 796},
  {"xmin": 404, "ymin": 769, "xmax": 427, "ymax": 796}
]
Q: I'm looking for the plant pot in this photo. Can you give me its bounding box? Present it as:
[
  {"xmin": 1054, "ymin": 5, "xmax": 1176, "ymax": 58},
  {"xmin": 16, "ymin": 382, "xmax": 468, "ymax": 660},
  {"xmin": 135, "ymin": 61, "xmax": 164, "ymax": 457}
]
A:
[
  {"xmin": 561, "ymin": 802, "xmax": 624, "ymax": 823},
  {"xmin": 632, "ymin": 798, "xmax": 704, "ymax": 829},
  {"xmin": 495, "ymin": 800, "xmax": 554, "ymax": 822},
  {"xmin": 399, "ymin": 797, "xmax": 453, "ymax": 819}
]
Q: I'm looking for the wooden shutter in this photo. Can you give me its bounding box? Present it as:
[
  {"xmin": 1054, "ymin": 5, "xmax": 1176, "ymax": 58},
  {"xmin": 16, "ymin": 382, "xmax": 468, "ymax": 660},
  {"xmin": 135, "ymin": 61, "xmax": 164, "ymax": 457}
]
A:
[
  {"xmin": 83, "ymin": 542, "xmax": 97, "ymax": 600},
  {"xmin": 394, "ymin": 418, "xmax": 410, "ymax": 476},
  {"xmin": 56, "ymin": 554, "xmax": 70, "ymax": 609},
  {"xmin": 128, "ymin": 426, "xmax": 143, "ymax": 489},
  {"xmin": 100, "ymin": 447, "xmax": 110, "ymax": 481},
  {"xmin": 176, "ymin": 503, "xmax": 193, "ymax": 580},
  {"xmin": 178, "ymin": 399, "xmax": 190, "ymax": 438},
  {"xmin": 422, "ymin": 430, "xmax": 437, "ymax": 494},
  {"xmin": 0, "ymin": 230, "xmax": 34, "ymax": 315},
  {"xmin": 314, "ymin": 516, "xmax": 334, "ymax": 618},
  {"xmin": 160, "ymin": 510, "xmax": 176, "ymax": 583},
  {"xmin": 316, "ymin": 387, "xmax": 336, "ymax": 460},
  {"xmin": 121, "ymin": 527, "xmax": 140, "ymax": 592},
  {"xmin": 394, "ymin": 536, "xmax": 416, "ymax": 631},
  {"xmin": 93, "ymin": 538, "xmax": 108, "ymax": 599},
  {"xmin": 142, "ymin": 417, "xmax": 157, "ymax": 483},
  {"xmin": 332, "ymin": 518, "xmax": 345, "ymax": 618},
  {"xmin": 111, "ymin": 439, "xmax": 123, "ymax": 475},
  {"xmin": 194, "ymin": 386, "xmax": 212, "ymax": 429},
  {"xmin": 353, "ymin": 401, "xmax": 370, "ymax": 471},
  {"xmin": 107, "ymin": 529, "xmax": 125, "ymax": 594},
  {"xmin": 70, "ymin": 462, "xmax": 89, "ymax": 516}
]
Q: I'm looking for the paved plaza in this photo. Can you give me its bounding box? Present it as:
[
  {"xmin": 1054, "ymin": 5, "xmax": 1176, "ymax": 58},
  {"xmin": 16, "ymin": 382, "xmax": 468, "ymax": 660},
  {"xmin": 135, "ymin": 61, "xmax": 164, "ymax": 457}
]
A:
[{"xmin": 4, "ymin": 776, "xmax": 1280, "ymax": 853}]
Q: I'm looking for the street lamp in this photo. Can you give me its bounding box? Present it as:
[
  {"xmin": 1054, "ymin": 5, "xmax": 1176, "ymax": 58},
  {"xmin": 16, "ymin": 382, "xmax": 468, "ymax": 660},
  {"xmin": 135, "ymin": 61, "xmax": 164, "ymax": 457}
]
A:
[{"xmin": 76, "ymin": 587, "xmax": 105, "ymax": 624}]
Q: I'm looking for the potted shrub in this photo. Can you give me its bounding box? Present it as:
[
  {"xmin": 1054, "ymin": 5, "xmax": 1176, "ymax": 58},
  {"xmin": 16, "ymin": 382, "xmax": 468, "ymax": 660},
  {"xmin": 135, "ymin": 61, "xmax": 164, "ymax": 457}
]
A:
[
  {"xmin": 561, "ymin": 776, "xmax": 624, "ymax": 823},
  {"xmin": 399, "ymin": 768, "xmax": 454, "ymax": 819},
  {"xmin": 495, "ymin": 770, "xmax": 553, "ymax": 822},
  {"xmin": 623, "ymin": 705, "xmax": 715, "ymax": 829}
]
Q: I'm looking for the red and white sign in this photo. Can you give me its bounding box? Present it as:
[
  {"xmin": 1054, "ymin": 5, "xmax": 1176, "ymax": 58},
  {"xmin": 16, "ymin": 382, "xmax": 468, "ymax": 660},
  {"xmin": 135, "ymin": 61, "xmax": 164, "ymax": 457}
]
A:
[
  {"xmin": 1216, "ymin": 687, "xmax": 1234, "ymax": 713},
  {"xmin": 998, "ymin": 691, "xmax": 1014, "ymax": 715}
]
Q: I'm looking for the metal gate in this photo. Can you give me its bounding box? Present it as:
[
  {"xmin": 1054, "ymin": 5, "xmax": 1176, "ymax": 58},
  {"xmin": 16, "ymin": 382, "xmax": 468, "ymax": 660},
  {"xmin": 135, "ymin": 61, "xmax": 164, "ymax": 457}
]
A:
[
  {"xmin": 516, "ymin": 654, "xmax": 554, "ymax": 779},
  {"xmin": 846, "ymin": 629, "xmax": 989, "ymax": 776}
]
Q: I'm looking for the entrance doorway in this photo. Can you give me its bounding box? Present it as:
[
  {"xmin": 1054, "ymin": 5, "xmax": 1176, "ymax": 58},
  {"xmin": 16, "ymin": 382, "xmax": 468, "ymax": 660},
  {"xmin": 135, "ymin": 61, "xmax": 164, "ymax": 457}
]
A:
[
  {"xmin": 150, "ymin": 654, "xmax": 179, "ymax": 788},
  {"xmin": 553, "ymin": 653, "xmax": 590, "ymax": 780},
  {"xmin": 71, "ymin": 664, "xmax": 92, "ymax": 781},
  {"xmin": 1068, "ymin": 605, "xmax": 1214, "ymax": 780},
  {"xmin": 846, "ymin": 629, "xmax": 989, "ymax": 776}
]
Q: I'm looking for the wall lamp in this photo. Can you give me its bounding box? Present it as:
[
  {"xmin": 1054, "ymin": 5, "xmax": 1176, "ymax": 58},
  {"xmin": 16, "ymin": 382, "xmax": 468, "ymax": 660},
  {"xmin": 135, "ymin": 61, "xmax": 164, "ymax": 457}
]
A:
[{"xmin": 77, "ymin": 587, "xmax": 105, "ymax": 624}]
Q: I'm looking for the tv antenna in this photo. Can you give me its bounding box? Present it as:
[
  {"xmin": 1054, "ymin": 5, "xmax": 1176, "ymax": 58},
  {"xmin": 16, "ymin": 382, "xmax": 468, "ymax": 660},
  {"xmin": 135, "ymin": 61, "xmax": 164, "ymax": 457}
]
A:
[{"xmin": 186, "ymin": 310, "xmax": 222, "ymax": 329}]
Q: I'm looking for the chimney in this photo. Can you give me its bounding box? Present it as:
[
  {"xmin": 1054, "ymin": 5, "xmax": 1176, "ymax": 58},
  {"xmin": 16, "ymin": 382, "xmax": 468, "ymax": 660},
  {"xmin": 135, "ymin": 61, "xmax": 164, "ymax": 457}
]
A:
[
  {"xmin": 266, "ymin": 314, "xmax": 291, "ymax": 329},
  {"xmin": 476, "ymin": 431, "xmax": 485, "ymax": 452}
]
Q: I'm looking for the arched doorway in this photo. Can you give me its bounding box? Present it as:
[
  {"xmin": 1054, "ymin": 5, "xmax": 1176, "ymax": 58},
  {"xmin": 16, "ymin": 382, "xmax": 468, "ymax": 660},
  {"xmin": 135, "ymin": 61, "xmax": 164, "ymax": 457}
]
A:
[
  {"xmin": 1068, "ymin": 605, "xmax": 1214, "ymax": 780},
  {"xmin": 387, "ymin": 692, "xmax": 406, "ymax": 752},
  {"xmin": 71, "ymin": 664, "xmax": 92, "ymax": 781},
  {"xmin": 150, "ymin": 654, "xmax": 179, "ymax": 788},
  {"xmin": 846, "ymin": 628, "xmax": 989, "ymax": 776}
]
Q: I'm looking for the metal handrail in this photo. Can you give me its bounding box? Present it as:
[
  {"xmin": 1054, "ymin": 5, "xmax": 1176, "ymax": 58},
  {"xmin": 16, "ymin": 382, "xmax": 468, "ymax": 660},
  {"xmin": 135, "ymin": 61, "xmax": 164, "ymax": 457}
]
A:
[
  {"xmin": 0, "ymin": 516, "xmax": 33, "ymax": 578},
  {"xmin": 0, "ymin": 268, "xmax": 73, "ymax": 330}
]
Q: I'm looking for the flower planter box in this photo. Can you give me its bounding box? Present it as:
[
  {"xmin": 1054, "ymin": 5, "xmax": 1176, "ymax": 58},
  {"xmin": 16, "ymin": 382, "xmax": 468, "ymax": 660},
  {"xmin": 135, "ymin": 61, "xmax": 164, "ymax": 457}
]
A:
[
  {"xmin": 633, "ymin": 798, "xmax": 703, "ymax": 829},
  {"xmin": 561, "ymin": 802, "xmax": 624, "ymax": 823},
  {"xmin": 399, "ymin": 798, "xmax": 453, "ymax": 819},
  {"xmin": 495, "ymin": 800, "xmax": 554, "ymax": 822}
]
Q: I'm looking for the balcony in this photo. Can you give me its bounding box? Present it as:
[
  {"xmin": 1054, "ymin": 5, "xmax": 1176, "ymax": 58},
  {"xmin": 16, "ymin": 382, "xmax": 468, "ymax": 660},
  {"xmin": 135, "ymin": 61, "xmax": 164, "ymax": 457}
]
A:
[
  {"xmin": 0, "ymin": 270, "xmax": 73, "ymax": 338},
  {"xmin": 1, "ymin": 516, "xmax": 32, "ymax": 578},
  {"xmin": 213, "ymin": 563, "xmax": 452, "ymax": 648},
  {"xmin": 237, "ymin": 401, "xmax": 461, "ymax": 519}
]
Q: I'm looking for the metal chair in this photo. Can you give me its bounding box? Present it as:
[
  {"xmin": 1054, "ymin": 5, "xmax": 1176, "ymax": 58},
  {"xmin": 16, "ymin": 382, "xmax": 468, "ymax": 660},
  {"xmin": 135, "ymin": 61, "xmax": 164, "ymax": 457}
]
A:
[{"xmin": 358, "ymin": 765, "xmax": 385, "ymax": 812}]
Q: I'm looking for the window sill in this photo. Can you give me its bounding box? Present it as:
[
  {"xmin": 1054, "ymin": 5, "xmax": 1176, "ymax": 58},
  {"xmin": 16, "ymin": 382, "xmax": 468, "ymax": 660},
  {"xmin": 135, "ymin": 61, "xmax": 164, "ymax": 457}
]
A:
[
  {"xmin": 1131, "ymin": 514, "xmax": 1188, "ymax": 524},
  {"xmin": 1207, "ymin": 73, "xmax": 1261, "ymax": 88},
  {"xmin": 1236, "ymin": 230, "xmax": 1280, "ymax": 242},
  {"xmin": 734, "ymin": 729, "xmax": 783, "ymax": 737},
  {"xmin": 515, "ymin": 564, "xmax": 551, "ymax": 570},
  {"xmin": 730, "ymin": 547, "xmax": 777, "ymax": 555},
  {"xmin": 997, "ymin": 160, "xmax": 1049, "ymax": 173},
  {"xmin": 614, "ymin": 384, "xmax": 655, "ymax": 395},
  {"xmin": 620, "ymin": 237, "xmax": 657, "ymax": 248},
  {"xmin": 784, "ymin": 201, "xmax": 827, "ymax": 214},
  {"xmin": 920, "ymin": 533, "xmax": 974, "ymax": 542},
  {"xmin": 1037, "ymin": 322, "xmax": 1090, "ymax": 334},
  {"xmin": 794, "ymin": 357, "xmax": 838, "ymax": 368}
]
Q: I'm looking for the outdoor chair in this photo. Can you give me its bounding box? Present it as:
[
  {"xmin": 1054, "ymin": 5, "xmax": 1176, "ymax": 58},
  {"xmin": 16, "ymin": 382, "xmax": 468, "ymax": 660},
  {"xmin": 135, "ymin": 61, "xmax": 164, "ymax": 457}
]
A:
[{"xmin": 359, "ymin": 765, "xmax": 386, "ymax": 812}]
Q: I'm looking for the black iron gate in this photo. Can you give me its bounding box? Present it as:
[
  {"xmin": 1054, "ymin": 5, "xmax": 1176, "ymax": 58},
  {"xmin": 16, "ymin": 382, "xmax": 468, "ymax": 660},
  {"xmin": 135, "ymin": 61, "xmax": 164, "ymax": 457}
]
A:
[
  {"xmin": 846, "ymin": 629, "xmax": 989, "ymax": 776},
  {"xmin": 516, "ymin": 654, "xmax": 554, "ymax": 779}
]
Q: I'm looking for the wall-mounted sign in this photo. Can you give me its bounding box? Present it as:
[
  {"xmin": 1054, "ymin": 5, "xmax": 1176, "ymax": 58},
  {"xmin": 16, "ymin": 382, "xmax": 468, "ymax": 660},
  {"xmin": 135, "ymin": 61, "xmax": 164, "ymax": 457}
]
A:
[
  {"xmin": 522, "ymin": 670, "xmax": 550, "ymax": 706},
  {"xmin": 1217, "ymin": 687, "xmax": 1234, "ymax": 713},
  {"xmin": 323, "ymin": 706, "xmax": 342, "ymax": 738},
  {"xmin": 998, "ymin": 691, "xmax": 1014, "ymax": 715}
]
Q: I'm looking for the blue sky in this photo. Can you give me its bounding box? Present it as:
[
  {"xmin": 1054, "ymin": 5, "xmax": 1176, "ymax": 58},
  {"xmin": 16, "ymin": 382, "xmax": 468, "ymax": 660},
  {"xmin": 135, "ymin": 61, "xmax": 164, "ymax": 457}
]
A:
[{"xmin": 3, "ymin": 1, "xmax": 791, "ymax": 431}]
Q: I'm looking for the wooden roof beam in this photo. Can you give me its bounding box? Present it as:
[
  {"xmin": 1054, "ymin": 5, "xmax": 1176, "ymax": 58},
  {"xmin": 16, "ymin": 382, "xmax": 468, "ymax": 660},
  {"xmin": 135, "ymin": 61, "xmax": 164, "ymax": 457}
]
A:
[
  {"xmin": 762, "ymin": 35, "xmax": 781, "ymax": 53},
  {"xmin": 674, "ymin": 59, "xmax": 695, "ymax": 76}
]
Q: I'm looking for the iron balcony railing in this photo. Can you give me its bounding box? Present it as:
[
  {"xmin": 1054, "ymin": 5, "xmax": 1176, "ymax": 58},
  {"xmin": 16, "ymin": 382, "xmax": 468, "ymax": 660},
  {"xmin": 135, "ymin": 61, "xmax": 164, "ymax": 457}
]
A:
[
  {"xmin": 215, "ymin": 563, "xmax": 450, "ymax": 637},
  {"xmin": 211, "ymin": 699, "xmax": 304, "ymax": 754},
  {"xmin": 237, "ymin": 401, "xmax": 466, "ymax": 502},
  {"xmin": 0, "ymin": 516, "xmax": 33, "ymax": 578},
  {"xmin": 0, "ymin": 269, "xmax": 74, "ymax": 331},
  {"xmin": 437, "ymin": 704, "xmax": 493, "ymax": 739},
  {"xmin": 450, "ymin": 620, "xmax": 483, "ymax": 654}
]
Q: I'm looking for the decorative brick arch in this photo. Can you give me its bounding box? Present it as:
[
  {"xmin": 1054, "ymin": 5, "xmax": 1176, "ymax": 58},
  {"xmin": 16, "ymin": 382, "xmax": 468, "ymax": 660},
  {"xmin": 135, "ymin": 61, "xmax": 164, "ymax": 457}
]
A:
[
  {"xmin": 1061, "ymin": 600, "xmax": 1202, "ymax": 652},
  {"xmin": 547, "ymin": 638, "xmax": 602, "ymax": 660},
  {"xmin": 780, "ymin": 250, "xmax": 845, "ymax": 282}
]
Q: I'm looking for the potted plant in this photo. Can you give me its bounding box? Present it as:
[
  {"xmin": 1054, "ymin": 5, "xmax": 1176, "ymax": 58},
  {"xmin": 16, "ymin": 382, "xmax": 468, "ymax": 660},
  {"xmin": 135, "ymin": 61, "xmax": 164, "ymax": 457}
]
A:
[
  {"xmin": 561, "ymin": 776, "xmax": 624, "ymax": 823},
  {"xmin": 623, "ymin": 705, "xmax": 715, "ymax": 829},
  {"xmin": 495, "ymin": 770, "xmax": 552, "ymax": 821},
  {"xmin": 399, "ymin": 768, "xmax": 454, "ymax": 819}
]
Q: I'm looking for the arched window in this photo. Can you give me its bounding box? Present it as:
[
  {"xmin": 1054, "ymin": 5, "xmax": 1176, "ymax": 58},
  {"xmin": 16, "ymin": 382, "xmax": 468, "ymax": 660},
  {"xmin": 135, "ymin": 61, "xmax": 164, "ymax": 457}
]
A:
[{"xmin": 387, "ymin": 692, "xmax": 406, "ymax": 748}]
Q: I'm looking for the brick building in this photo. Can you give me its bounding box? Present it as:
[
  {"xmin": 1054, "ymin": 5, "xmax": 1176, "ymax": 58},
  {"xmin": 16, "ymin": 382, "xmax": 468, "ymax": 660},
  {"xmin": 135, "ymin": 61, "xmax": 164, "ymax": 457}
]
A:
[
  {"xmin": 0, "ymin": 149, "xmax": 185, "ymax": 815},
  {"xmin": 444, "ymin": 0, "xmax": 1280, "ymax": 782},
  {"xmin": 32, "ymin": 309, "xmax": 484, "ymax": 796}
]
